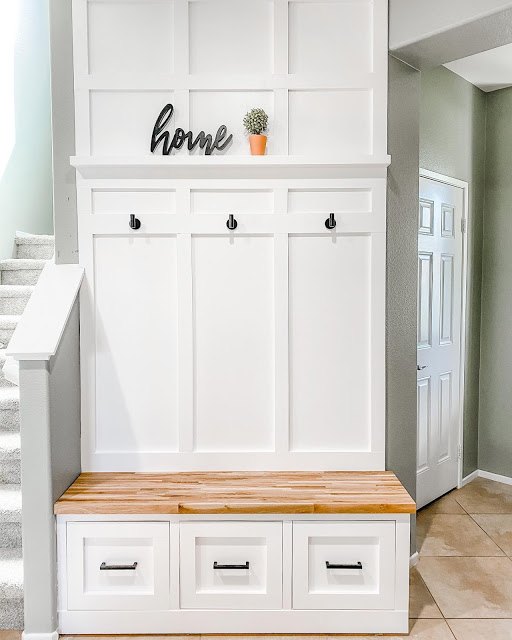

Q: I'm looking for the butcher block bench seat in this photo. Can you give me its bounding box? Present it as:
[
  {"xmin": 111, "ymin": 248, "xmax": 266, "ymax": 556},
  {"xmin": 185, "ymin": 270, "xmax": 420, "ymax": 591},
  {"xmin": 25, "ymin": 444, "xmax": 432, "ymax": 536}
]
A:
[{"xmin": 54, "ymin": 470, "xmax": 415, "ymax": 515}]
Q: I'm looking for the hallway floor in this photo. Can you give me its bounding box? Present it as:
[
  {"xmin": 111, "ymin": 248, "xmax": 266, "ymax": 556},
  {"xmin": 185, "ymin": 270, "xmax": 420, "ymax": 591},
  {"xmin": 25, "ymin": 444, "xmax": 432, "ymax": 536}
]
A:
[{"xmin": 1, "ymin": 476, "xmax": 511, "ymax": 639}]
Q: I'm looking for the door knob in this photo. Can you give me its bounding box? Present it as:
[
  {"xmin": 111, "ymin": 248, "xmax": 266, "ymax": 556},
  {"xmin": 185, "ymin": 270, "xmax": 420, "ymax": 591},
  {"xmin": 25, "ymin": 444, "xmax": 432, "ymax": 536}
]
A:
[
  {"xmin": 129, "ymin": 214, "xmax": 141, "ymax": 230},
  {"xmin": 226, "ymin": 214, "xmax": 238, "ymax": 230},
  {"xmin": 325, "ymin": 212, "xmax": 336, "ymax": 230},
  {"xmin": 417, "ymin": 365, "xmax": 427, "ymax": 370}
]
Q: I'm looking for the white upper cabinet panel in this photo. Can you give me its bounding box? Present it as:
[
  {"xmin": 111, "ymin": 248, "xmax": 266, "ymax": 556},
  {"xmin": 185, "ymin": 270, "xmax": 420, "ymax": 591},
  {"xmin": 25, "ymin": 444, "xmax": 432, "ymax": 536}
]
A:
[
  {"xmin": 90, "ymin": 91, "xmax": 173, "ymax": 155},
  {"xmin": 289, "ymin": 234, "xmax": 372, "ymax": 452},
  {"xmin": 94, "ymin": 236, "xmax": 179, "ymax": 453},
  {"xmin": 191, "ymin": 189, "xmax": 273, "ymax": 214},
  {"xmin": 189, "ymin": 91, "xmax": 275, "ymax": 156},
  {"xmin": 289, "ymin": 90, "xmax": 372, "ymax": 156},
  {"xmin": 288, "ymin": 189, "xmax": 373, "ymax": 215},
  {"xmin": 288, "ymin": 0, "xmax": 373, "ymax": 75},
  {"xmin": 92, "ymin": 190, "xmax": 176, "ymax": 214},
  {"xmin": 87, "ymin": 0, "xmax": 174, "ymax": 75},
  {"xmin": 192, "ymin": 235, "xmax": 274, "ymax": 452},
  {"xmin": 189, "ymin": 0, "xmax": 273, "ymax": 74}
]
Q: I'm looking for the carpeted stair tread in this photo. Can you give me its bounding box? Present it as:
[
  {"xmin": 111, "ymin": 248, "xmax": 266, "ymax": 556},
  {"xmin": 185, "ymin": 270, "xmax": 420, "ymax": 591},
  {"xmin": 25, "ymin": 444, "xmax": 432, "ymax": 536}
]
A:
[
  {"xmin": 0, "ymin": 259, "xmax": 47, "ymax": 271},
  {"xmin": 0, "ymin": 486, "xmax": 21, "ymax": 523},
  {"xmin": 0, "ymin": 387, "xmax": 19, "ymax": 412},
  {"xmin": 0, "ymin": 433, "xmax": 20, "ymax": 462},
  {"xmin": 15, "ymin": 232, "xmax": 54, "ymax": 245},
  {"xmin": 0, "ymin": 286, "xmax": 34, "ymax": 298},
  {"xmin": 0, "ymin": 549, "xmax": 23, "ymax": 600}
]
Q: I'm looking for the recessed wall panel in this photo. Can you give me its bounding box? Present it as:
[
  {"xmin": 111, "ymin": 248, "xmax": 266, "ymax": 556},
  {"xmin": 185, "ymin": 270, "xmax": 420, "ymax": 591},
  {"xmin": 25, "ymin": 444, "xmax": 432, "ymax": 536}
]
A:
[
  {"xmin": 189, "ymin": 0, "xmax": 273, "ymax": 74},
  {"xmin": 189, "ymin": 91, "xmax": 274, "ymax": 155},
  {"xmin": 92, "ymin": 190, "xmax": 176, "ymax": 214},
  {"xmin": 191, "ymin": 190, "xmax": 273, "ymax": 214},
  {"xmin": 289, "ymin": 0, "xmax": 372, "ymax": 74},
  {"xmin": 288, "ymin": 189, "xmax": 372, "ymax": 214},
  {"xmin": 440, "ymin": 254, "xmax": 454, "ymax": 345},
  {"xmin": 90, "ymin": 91, "xmax": 173, "ymax": 155},
  {"xmin": 438, "ymin": 372, "xmax": 452, "ymax": 462},
  {"xmin": 94, "ymin": 236, "xmax": 179, "ymax": 452},
  {"xmin": 289, "ymin": 235, "xmax": 371, "ymax": 452},
  {"xmin": 87, "ymin": 0, "xmax": 174, "ymax": 75},
  {"xmin": 289, "ymin": 90, "xmax": 372, "ymax": 156},
  {"xmin": 192, "ymin": 236, "xmax": 274, "ymax": 452}
]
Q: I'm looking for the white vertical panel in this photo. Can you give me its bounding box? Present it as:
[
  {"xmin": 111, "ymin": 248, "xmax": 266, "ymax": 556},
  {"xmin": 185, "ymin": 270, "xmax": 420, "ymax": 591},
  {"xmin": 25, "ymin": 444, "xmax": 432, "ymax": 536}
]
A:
[
  {"xmin": 438, "ymin": 372, "xmax": 452, "ymax": 462},
  {"xmin": 189, "ymin": 0, "xmax": 273, "ymax": 74},
  {"xmin": 94, "ymin": 236, "xmax": 179, "ymax": 452},
  {"xmin": 289, "ymin": 90, "xmax": 372, "ymax": 156},
  {"xmin": 288, "ymin": 0, "xmax": 372, "ymax": 74},
  {"xmin": 418, "ymin": 199, "xmax": 434, "ymax": 235},
  {"xmin": 440, "ymin": 254, "xmax": 454, "ymax": 345},
  {"xmin": 289, "ymin": 234, "xmax": 371, "ymax": 452},
  {"xmin": 417, "ymin": 253, "xmax": 432, "ymax": 349},
  {"xmin": 87, "ymin": 0, "xmax": 174, "ymax": 75},
  {"xmin": 274, "ymin": 233, "xmax": 289, "ymax": 452},
  {"xmin": 192, "ymin": 235, "xmax": 275, "ymax": 452},
  {"xmin": 416, "ymin": 377, "xmax": 430, "ymax": 473}
]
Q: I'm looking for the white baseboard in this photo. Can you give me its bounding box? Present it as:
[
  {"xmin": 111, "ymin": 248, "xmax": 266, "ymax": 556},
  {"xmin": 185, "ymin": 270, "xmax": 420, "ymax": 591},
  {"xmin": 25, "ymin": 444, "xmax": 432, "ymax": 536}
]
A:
[
  {"xmin": 478, "ymin": 469, "xmax": 512, "ymax": 486},
  {"xmin": 461, "ymin": 469, "xmax": 479, "ymax": 486},
  {"xmin": 22, "ymin": 632, "xmax": 58, "ymax": 640},
  {"xmin": 409, "ymin": 552, "xmax": 419, "ymax": 567}
]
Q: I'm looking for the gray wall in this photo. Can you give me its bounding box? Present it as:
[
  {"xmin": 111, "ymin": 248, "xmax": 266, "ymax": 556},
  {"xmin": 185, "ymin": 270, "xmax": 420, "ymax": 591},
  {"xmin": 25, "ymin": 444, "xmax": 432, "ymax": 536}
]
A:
[
  {"xmin": 479, "ymin": 87, "xmax": 512, "ymax": 477},
  {"xmin": 420, "ymin": 66, "xmax": 487, "ymax": 478},
  {"xmin": 20, "ymin": 301, "xmax": 81, "ymax": 635},
  {"xmin": 0, "ymin": 0, "xmax": 54, "ymax": 260},
  {"xmin": 387, "ymin": 56, "xmax": 421, "ymax": 549}
]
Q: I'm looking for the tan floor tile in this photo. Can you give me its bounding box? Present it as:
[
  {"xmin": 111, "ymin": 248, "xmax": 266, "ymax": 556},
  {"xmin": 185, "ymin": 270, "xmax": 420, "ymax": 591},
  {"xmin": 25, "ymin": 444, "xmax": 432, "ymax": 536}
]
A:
[
  {"xmin": 405, "ymin": 619, "xmax": 456, "ymax": 639},
  {"xmin": 447, "ymin": 619, "xmax": 512, "ymax": 640},
  {"xmin": 471, "ymin": 514, "xmax": 512, "ymax": 556},
  {"xmin": 453, "ymin": 478, "xmax": 512, "ymax": 513},
  {"xmin": 409, "ymin": 566, "xmax": 443, "ymax": 618},
  {"xmin": 419, "ymin": 492, "xmax": 466, "ymax": 515},
  {"xmin": 416, "ymin": 513, "xmax": 504, "ymax": 556},
  {"xmin": 417, "ymin": 556, "xmax": 512, "ymax": 618}
]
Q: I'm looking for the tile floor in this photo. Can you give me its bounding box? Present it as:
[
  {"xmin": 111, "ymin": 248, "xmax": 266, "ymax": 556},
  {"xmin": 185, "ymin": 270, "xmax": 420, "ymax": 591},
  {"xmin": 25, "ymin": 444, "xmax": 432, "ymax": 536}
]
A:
[{"xmin": 1, "ymin": 477, "xmax": 512, "ymax": 639}]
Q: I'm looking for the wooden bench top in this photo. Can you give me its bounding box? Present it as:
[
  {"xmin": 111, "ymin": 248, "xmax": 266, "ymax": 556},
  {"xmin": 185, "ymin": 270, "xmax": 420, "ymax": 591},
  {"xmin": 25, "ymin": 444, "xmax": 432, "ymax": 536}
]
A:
[{"xmin": 54, "ymin": 471, "xmax": 416, "ymax": 515}]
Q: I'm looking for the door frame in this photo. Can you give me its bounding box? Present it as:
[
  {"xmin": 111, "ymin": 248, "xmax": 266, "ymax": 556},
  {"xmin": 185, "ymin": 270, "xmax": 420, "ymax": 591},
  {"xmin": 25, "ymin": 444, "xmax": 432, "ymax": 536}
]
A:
[{"xmin": 419, "ymin": 169, "xmax": 469, "ymax": 489}]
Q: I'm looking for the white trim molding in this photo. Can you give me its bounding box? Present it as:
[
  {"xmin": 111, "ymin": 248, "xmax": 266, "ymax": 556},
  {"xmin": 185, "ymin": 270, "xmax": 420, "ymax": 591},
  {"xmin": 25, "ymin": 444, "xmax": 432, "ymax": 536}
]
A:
[
  {"xmin": 22, "ymin": 632, "xmax": 59, "ymax": 640},
  {"xmin": 478, "ymin": 469, "xmax": 512, "ymax": 486},
  {"xmin": 409, "ymin": 552, "xmax": 419, "ymax": 567},
  {"xmin": 461, "ymin": 469, "xmax": 479, "ymax": 486}
]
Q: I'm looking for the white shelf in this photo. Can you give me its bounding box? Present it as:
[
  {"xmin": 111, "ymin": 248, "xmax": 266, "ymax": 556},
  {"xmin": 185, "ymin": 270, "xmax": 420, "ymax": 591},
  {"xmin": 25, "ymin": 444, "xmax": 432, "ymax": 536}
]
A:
[{"xmin": 70, "ymin": 155, "xmax": 391, "ymax": 179}]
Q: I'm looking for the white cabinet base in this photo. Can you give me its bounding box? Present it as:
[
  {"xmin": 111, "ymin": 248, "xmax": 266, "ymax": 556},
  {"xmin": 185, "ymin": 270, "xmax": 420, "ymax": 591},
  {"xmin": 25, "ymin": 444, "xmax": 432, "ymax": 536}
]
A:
[{"xmin": 57, "ymin": 514, "xmax": 410, "ymax": 635}]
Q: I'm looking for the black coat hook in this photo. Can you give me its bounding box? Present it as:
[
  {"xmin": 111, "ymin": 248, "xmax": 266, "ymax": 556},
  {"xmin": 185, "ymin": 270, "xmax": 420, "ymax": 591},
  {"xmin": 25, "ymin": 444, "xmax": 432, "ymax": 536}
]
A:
[
  {"xmin": 226, "ymin": 214, "xmax": 238, "ymax": 230},
  {"xmin": 325, "ymin": 212, "xmax": 336, "ymax": 230},
  {"xmin": 129, "ymin": 214, "xmax": 141, "ymax": 230}
]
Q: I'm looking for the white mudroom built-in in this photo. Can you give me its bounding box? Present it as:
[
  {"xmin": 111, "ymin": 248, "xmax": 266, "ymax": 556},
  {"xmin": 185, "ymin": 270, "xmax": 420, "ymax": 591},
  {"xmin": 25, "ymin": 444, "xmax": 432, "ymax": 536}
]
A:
[{"xmin": 16, "ymin": 0, "xmax": 416, "ymax": 636}]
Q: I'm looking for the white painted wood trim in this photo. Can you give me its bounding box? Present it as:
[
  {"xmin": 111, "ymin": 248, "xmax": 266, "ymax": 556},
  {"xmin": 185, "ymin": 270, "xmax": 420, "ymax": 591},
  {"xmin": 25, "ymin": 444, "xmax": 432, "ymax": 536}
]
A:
[
  {"xmin": 22, "ymin": 632, "xmax": 59, "ymax": 640},
  {"xmin": 409, "ymin": 552, "xmax": 419, "ymax": 567},
  {"xmin": 478, "ymin": 469, "xmax": 512, "ymax": 486},
  {"xmin": 58, "ymin": 608, "xmax": 408, "ymax": 635},
  {"xmin": 461, "ymin": 469, "xmax": 479, "ymax": 486},
  {"xmin": 419, "ymin": 168, "xmax": 469, "ymax": 490},
  {"xmin": 6, "ymin": 263, "xmax": 84, "ymax": 360}
]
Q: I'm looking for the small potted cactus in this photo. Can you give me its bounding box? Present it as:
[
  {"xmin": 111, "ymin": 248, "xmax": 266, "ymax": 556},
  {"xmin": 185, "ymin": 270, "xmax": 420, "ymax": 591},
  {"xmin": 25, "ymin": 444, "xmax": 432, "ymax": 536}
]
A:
[{"xmin": 243, "ymin": 107, "xmax": 268, "ymax": 155}]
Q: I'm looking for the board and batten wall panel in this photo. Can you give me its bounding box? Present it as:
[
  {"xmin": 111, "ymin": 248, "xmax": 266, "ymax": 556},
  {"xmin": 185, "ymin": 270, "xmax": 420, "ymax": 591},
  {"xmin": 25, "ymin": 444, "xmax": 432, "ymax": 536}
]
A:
[
  {"xmin": 72, "ymin": 0, "xmax": 389, "ymax": 471},
  {"xmin": 72, "ymin": 0, "xmax": 387, "ymax": 159}
]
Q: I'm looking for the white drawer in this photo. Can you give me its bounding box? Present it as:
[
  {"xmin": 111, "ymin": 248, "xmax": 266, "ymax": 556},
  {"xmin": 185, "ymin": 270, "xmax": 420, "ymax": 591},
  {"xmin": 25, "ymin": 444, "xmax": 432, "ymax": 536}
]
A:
[
  {"xmin": 180, "ymin": 521, "xmax": 282, "ymax": 609},
  {"xmin": 66, "ymin": 521, "xmax": 170, "ymax": 611},
  {"xmin": 293, "ymin": 521, "xmax": 396, "ymax": 610}
]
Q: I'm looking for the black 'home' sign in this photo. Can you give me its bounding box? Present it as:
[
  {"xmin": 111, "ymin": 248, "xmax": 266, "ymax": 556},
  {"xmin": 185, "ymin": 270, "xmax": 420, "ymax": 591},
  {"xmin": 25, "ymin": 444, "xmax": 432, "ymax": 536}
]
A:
[{"xmin": 150, "ymin": 104, "xmax": 233, "ymax": 156}]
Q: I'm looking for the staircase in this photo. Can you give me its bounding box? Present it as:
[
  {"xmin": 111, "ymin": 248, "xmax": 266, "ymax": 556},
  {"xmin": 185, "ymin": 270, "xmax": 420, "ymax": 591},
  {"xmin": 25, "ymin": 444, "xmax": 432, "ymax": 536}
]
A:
[{"xmin": 0, "ymin": 233, "xmax": 54, "ymax": 628}]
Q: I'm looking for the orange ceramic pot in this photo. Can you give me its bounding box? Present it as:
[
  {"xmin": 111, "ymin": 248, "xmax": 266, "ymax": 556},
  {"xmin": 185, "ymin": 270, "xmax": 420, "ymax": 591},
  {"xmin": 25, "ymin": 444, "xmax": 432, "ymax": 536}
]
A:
[{"xmin": 249, "ymin": 134, "xmax": 267, "ymax": 155}]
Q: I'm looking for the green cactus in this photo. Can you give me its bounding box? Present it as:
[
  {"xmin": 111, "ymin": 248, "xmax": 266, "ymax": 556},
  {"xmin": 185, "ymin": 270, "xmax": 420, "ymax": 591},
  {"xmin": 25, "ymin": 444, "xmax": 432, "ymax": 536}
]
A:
[{"xmin": 243, "ymin": 107, "xmax": 269, "ymax": 135}]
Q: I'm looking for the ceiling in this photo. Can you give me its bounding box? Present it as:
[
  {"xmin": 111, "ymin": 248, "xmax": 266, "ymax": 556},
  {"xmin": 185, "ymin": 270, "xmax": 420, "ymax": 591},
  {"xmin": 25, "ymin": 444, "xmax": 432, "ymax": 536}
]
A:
[{"xmin": 445, "ymin": 42, "xmax": 512, "ymax": 92}]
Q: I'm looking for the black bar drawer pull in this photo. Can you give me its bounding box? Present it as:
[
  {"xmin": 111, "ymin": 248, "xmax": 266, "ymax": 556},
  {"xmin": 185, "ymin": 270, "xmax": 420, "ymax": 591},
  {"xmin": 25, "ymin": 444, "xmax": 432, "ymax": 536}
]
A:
[
  {"xmin": 326, "ymin": 561, "xmax": 363, "ymax": 570},
  {"xmin": 100, "ymin": 561, "xmax": 138, "ymax": 571},
  {"xmin": 213, "ymin": 561, "xmax": 250, "ymax": 570}
]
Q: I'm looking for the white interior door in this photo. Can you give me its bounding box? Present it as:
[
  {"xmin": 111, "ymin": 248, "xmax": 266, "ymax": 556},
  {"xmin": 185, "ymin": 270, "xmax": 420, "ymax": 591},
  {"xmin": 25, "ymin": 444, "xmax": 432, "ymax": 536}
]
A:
[{"xmin": 417, "ymin": 174, "xmax": 465, "ymax": 509}]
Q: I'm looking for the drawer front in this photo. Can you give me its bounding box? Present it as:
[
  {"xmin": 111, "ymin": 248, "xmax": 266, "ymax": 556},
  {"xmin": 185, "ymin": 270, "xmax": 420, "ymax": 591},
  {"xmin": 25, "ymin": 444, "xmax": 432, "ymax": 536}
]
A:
[
  {"xmin": 293, "ymin": 521, "xmax": 396, "ymax": 610},
  {"xmin": 66, "ymin": 521, "xmax": 170, "ymax": 611},
  {"xmin": 180, "ymin": 522, "xmax": 282, "ymax": 609}
]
